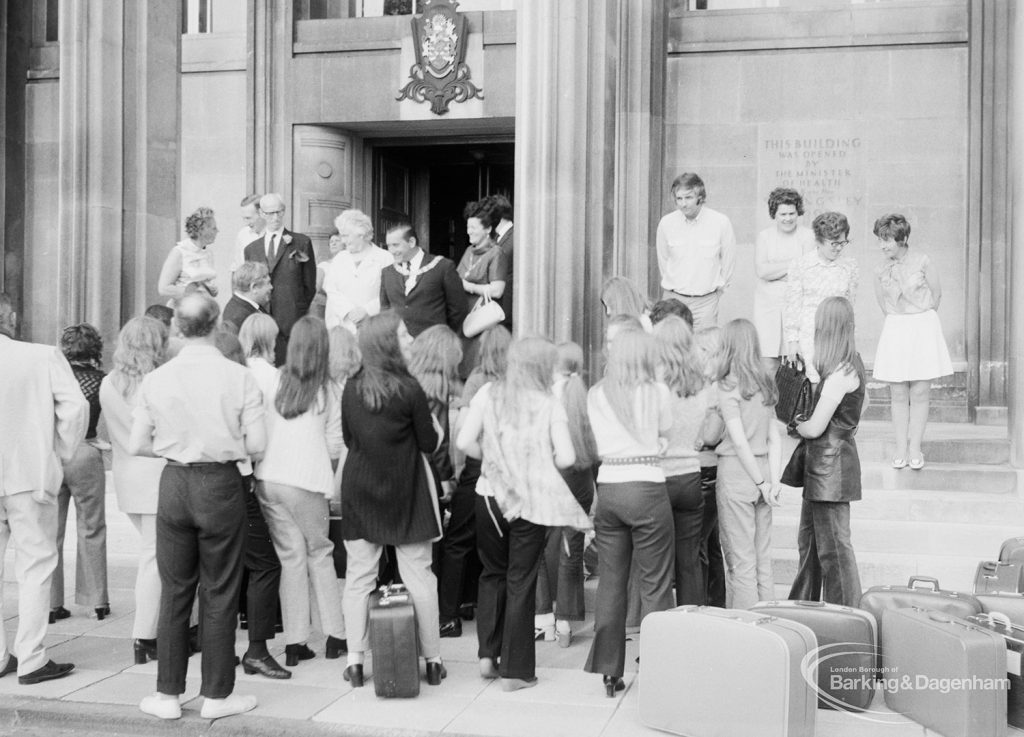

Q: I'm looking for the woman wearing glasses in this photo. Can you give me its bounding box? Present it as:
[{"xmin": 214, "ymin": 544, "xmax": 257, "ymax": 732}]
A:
[{"xmin": 783, "ymin": 212, "xmax": 859, "ymax": 383}]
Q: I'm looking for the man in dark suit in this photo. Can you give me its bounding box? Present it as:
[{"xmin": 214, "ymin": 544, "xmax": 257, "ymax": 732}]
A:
[
  {"xmin": 488, "ymin": 194, "xmax": 514, "ymax": 332},
  {"xmin": 381, "ymin": 223, "xmax": 468, "ymax": 338},
  {"xmin": 221, "ymin": 262, "xmax": 272, "ymax": 334},
  {"xmin": 243, "ymin": 193, "xmax": 316, "ymax": 364}
]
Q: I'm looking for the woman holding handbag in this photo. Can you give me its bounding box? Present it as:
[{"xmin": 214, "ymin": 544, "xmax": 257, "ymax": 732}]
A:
[
  {"xmin": 458, "ymin": 199, "xmax": 509, "ymax": 376},
  {"xmin": 787, "ymin": 297, "xmax": 865, "ymax": 607}
]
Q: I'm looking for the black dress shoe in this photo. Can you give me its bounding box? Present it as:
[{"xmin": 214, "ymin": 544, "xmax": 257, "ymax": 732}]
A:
[
  {"xmin": 343, "ymin": 664, "xmax": 364, "ymax": 688},
  {"xmin": 0, "ymin": 655, "xmax": 16, "ymax": 678},
  {"xmin": 48, "ymin": 607, "xmax": 71, "ymax": 625},
  {"xmin": 95, "ymin": 604, "xmax": 110, "ymax": 621},
  {"xmin": 19, "ymin": 660, "xmax": 74, "ymax": 685},
  {"xmin": 439, "ymin": 619, "xmax": 462, "ymax": 638},
  {"xmin": 325, "ymin": 636, "xmax": 347, "ymax": 659},
  {"xmin": 426, "ymin": 661, "xmax": 447, "ymax": 686},
  {"xmin": 284, "ymin": 642, "xmax": 315, "ymax": 667},
  {"xmin": 241, "ymin": 654, "xmax": 291, "ymax": 679},
  {"xmin": 458, "ymin": 603, "xmax": 476, "ymax": 621},
  {"xmin": 603, "ymin": 675, "xmax": 625, "ymax": 697},
  {"xmin": 133, "ymin": 639, "xmax": 158, "ymax": 665}
]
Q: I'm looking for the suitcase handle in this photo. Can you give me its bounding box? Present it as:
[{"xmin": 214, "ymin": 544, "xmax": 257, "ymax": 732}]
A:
[{"xmin": 907, "ymin": 575, "xmax": 940, "ymax": 591}]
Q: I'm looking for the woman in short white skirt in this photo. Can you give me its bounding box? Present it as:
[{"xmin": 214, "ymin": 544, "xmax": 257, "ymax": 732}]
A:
[{"xmin": 871, "ymin": 214, "xmax": 952, "ymax": 471}]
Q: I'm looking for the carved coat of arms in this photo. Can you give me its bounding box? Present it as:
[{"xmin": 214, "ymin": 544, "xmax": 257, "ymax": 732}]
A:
[{"xmin": 397, "ymin": 0, "xmax": 483, "ymax": 115}]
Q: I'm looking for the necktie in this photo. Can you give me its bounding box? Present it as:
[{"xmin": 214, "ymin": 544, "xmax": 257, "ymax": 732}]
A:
[{"xmin": 268, "ymin": 234, "xmax": 277, "ymax": 262}]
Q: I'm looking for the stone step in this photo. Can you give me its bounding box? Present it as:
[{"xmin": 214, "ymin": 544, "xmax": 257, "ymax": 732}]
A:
[
  {"xmin": 853, "ymin": 420, "xmax": 1010, "ymax": 466},
  {"xmin": 853, "ymin": 462, "xmax": 1019, "ymax": 493}
]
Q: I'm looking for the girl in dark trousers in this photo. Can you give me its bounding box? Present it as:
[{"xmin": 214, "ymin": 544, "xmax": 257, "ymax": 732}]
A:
[
  {"xmin": 457, "ymin": 337, "xmax": 590, "ymax": 692},
  {"xmin": 534, "ymin": 342, "xmax": 599, "ymax": 646}
]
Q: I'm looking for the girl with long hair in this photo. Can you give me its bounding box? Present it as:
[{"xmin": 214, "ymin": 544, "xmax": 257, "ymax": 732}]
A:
[
  {"xmin": 254, "ymin": 316, "xmax": 347, "ymax": 668},
  {"xmin": 787, "ymin": 297, "xmax": 865, "ymax": 607},
  {"xmin": 534, "ymin": 342, "xmax": 600, "ymax": 647},
  {"xmin": 340, "ymin": 311, "xmax": 446, "ymax": 688},
  {"xmin": 584, "ymin": 329, "xmax": 675, "ymax": 697},
  {"xmin": 99, "ymin": 316, "xmax": 168, "ymax": 663},
  {"xmin": 437, "ymin": 325, "xmax": 512, "ymax": 638},
  {"xmin": 408, "ymin": 325, "xmax": 463, "ymax": 496},
  {"xmin": 601, "ymin": 276, "xmax": 652, "ymax": 330},
  {"xmin": 456, "ymin": 337, "xmax": 590, "ymax": 691},
  {"xmin": 712, "ymin": 319, "xmax": 782, "ymax": 609},
  {"xmin": 653, "ymin": 315, "xmax": 713, "ymax": 605}
]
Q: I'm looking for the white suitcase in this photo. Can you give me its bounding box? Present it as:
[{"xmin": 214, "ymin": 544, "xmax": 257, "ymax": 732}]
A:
[{"xmin": 639, "ymin": 606, "xmax": 817, "ymax": 737}]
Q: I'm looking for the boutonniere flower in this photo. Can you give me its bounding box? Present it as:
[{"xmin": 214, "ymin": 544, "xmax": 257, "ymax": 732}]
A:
[{"xmin": 282, "ymin": 234, "xmax": 293, "ymax": 245}]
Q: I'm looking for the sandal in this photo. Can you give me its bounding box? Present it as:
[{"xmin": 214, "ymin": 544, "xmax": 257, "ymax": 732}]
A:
[
  {"xmin": 909, "ymin": 457, "xmax": 925, "ymax": 471},
  {"xmin": 891, "ymin": 457, "xmax": 907, "ymax": 470}
]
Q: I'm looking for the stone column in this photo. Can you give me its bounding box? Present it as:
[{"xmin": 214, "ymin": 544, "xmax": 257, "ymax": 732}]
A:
[
  {"xmin": 514, "ymin": 0, "xmax": 666, "ymax": 363},
  {"xmin": 58, "ymin": 0, "xmax": 179, "ymax": 345},
  {"xmin": 2, "ymin": 1, "xmax": 31, "ymax": 309},
  {"xmin": 967, "ymin": 0, "xmax": 1011, "ymax": 423},
  {"xmin": 1008, "ymin": 2, "xmax": 1024, "ymax": 464}
]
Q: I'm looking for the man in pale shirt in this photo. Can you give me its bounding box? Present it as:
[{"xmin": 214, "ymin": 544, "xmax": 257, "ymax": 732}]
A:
[
  {"xmin": 230, "ymin": 194, "xmax": 265, "ymax": 274},
  {"xmin": 0, "ymin": 294, "xmax": 86, "ymax": 686},
  {"xmin": 655, "ymin": 172, "xmax": 737, "ymax": 330},
  {"xmin": 130, "ymin": 293, "xmax": 266, "ymax": 721}
]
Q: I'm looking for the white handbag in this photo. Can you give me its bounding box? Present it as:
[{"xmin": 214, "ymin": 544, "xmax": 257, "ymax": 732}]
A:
[{"xmin": 462, "ymin": 293, "xmax": 505, "ymax": 338}]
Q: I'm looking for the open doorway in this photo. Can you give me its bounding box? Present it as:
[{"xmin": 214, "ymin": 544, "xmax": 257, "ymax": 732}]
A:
[{"xmin": 371, "ymin": 141, "xmax": 513, "ymax": 264}]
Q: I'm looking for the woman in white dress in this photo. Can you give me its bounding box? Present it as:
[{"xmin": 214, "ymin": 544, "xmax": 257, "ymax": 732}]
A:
[
  {"xmin": 871, "ymin": 214, "xmax": 952, "ymax": 470},
  {"xmin": 322, "ymin": 209, "xmax": 394, "ymax": 333},
  {"xmin": 157, "ymin": 207, "xmax": 219, "ymax": 301},
  {"xmin": 754, "ymin": 188, "xmax": 815, "ymax": 373}
]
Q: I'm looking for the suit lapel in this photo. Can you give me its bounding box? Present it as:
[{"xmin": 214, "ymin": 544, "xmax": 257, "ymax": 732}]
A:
[{"xmin": 268, "ymin": 229, "xmax": 288, "ymax": 273}]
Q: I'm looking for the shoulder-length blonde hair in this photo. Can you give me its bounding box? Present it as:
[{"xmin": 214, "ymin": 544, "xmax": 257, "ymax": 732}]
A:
[
  {"xmin": 653, "ymin": 315, "xmax": 704, "ymax": 397},
  {"xmin": 814, "ymin": 296, "xmax": 858, "ymax": 380},
  {"xmin": 599, "ymin": 328, "xmax": 660, "ymax": 440},
  {"xmin": 110, "ymin": 316, "xmax": 167, "ymax": 399},
  {"xmin": 238, "ymin": 313, "xmax": 278, "ymax": 363},
  {"xmin": 601, "ymin": 276, "xmax": 649, "ymax": 318},
  {"xmin": 556, "ymin": 342, "xmax": 599, "ymax": 470},
  {"xmin": 715, "ymin": 319, "xmax": 777, "ymax": 406},
  {"xmin": 489, "ymin": 337, "xmax": 558, "ymax": 426},
  {"xmin": 408, "ymin": 325, "xmax": 463, "ymax": 405},
  {"xmin": 328, "ymin": 326, "xmax": 361, "ymax": 383}
]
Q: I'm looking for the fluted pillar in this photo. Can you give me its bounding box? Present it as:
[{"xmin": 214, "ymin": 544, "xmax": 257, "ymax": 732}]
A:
[
  {"xmin": 515, "ymin": 0, "xmax": 666, "ymax": 364},
  {"xmin": 56, "ymin": 0, "xmax": 179, "ymax": 346},
  {"xmin": 1008, "ymin": 2, "xmax": 1024, "ymax": 464}
]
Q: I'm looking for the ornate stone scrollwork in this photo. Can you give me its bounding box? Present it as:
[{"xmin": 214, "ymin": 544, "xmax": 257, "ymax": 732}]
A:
[{"xmin": 397, "ymin": 0, "xmax": 483, "ymax": 116}]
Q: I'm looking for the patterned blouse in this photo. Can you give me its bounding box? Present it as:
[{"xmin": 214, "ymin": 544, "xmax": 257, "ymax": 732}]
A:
[{"xmin": 783, "ymin": 250, "xmax": 859, "ymax": 345}]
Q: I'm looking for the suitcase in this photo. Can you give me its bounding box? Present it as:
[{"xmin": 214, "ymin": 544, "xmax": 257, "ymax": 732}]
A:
[
  {"xmin": 368, "ymin": 584, "xmax": 420, "ymax": 698},
  {"xmin": 1000, "ymin": 537, "xmax": 1024, "ymax": 564},
  {"xmin": 979, "ymin": 592, "xmax": 1024, "ymax": 627},
  {"xmin": 975, "ymin": 560, "xmax": 1024, "ymax": 594},
  {"xmin": 859, "ymin": 575, "xmax": 982, "ymax": 670},
  {"xmin": 751, "ymin": 600, "xmax": 877, "ymax": 711},
  {"xmin": 882, "ymin": 607, "xmax": 1007, "ymax": 737},
  {"xmin": 966, "ymin": 612, "xmax": 1024, "ymax": 729},
  {"xmin": 640, "ymin": 606, "xmax": 816, "ymax": 737}
]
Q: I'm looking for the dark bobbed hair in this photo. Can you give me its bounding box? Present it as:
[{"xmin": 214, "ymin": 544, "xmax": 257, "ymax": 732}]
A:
[
  {"xmin": 355, "ymin": 311, "xmax": 414, "ymax": 412},
  {"xmin": 670, "ymin": 172, "xmax": 706, "ymax": 202},
  {"xmin": 61, "ymin": 323, "xmax": 103, "ymax": 364},
  {"xmin": 812, "ymin": 212, "xmax": 850, "ymax": 243},
  {"xmin": 144, "ymin": 304, "xmax": 174, "ymax": 327},
  {"xmin": 872, "ymin": 213, "xmax": 911, "ymax": 246},
  {"xmin": 767, "ymin": 187, "xmax": 805, "ymax": 219},
  {"xmin": 463, "ymin": 199, "xmax": 497, "ymax": 231},
  {"xmin": 485, "ymin": 194, "xmax": 513, "ymax": 222},
  {"xmin": 213, "ymin": 328, "xmax": 246, "ymax": 366},
  {"xmin": 649, "ymin": 298, "xmax": 694, "ymax": 328},
  {"xmin": 184, "ymin": 206, "xmax": 215, "ymax": 239}
]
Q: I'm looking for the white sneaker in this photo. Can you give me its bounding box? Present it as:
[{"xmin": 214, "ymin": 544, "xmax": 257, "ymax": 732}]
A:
[
  {"xmin": 139, "ymin": 693, "xmax": 182, "ymax": 720},
  {"xmin": 200, "ymin": 693, "xmax": 258, "ymax": 719}
]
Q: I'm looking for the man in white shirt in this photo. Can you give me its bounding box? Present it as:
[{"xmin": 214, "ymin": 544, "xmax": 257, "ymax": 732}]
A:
[
  {"xmin": 655, "ymin": 172, "xmax": 737, "ymax": 330},
  {"xmin": 0, "ymin": 294, "xmax": 86, "ymax": 685},
  {"xmin": 230, "ymin": 194, "xmax": 265, "ymax": 274},
  {"xmin": 130, "ymin": 293, "xmax": 266, "ymax": 720}
]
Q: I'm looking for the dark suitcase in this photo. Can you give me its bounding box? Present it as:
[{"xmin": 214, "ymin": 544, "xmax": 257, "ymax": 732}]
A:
[
  {"xmin": 1000, "ymin": 537, "xmax": 1024, "ymax": 564},
  {"xmin": 751, "ymin": 600, "xmax": 876, "ymax": 711},
  {"xmin": 975, "ymin": 560, "xmax": 1024, "ymax": 594},
  {"xmin": 640, "ymin": 606, "xmax": 816, "ymax": 737},
  {"xmin": 979, "ymin": 592, "xmax": 1024, "ymax": 627},
  {"xmin": 859, "ymin": 575, "xmax": 982, "ymax": 670},
  {"xmin": 882, "ymin": 607, "xmax": 1007, "ymax": 737},
  {"xmin": 369, "ymin": 584, "xmax": 420, "ymax": 698},
  {"xmin": 966, "ymin": 612, "xmax": 1024, "ymax": 729}
]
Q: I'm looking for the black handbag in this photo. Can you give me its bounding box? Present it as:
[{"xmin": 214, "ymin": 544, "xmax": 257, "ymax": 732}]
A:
[
  {"xmin": 774, "ymin": 357, "xmax": 813, "ymax": 427},
  {"xmin": 781, "ymin": 440, "xmax": 805, "ymax": 487}
]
